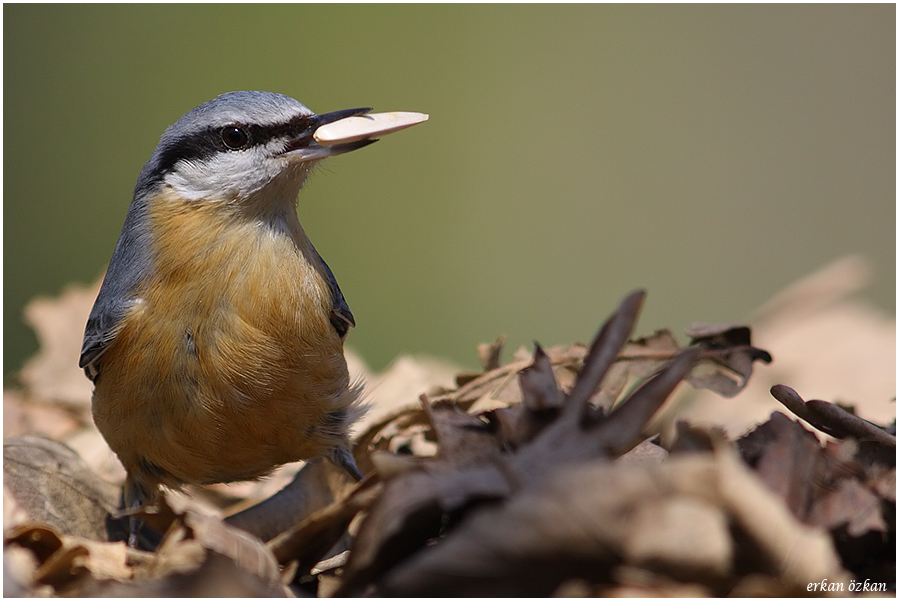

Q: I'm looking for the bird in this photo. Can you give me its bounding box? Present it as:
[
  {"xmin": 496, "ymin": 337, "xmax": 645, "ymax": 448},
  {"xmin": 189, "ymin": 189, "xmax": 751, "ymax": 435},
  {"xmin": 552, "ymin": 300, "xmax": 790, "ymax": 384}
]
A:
[{"xmin": 79, "ymin": 91, "xmax": 423, "ymax": 545}]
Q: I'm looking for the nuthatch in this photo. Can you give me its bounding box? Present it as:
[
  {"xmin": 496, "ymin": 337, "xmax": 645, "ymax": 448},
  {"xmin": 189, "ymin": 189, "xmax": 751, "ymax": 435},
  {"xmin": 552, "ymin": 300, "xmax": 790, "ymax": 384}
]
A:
[{"xmin": 80, "ymin": 91, "xmax": 426, "ymax": 544}]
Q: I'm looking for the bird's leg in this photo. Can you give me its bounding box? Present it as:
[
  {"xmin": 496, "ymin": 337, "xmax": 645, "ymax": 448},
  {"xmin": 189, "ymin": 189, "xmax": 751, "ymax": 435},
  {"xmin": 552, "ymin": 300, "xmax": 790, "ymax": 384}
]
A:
[
  {"xmin": 329, "ymin": 447, "xmax": 364, "ymax": 481},
  {"xmin": 121, "ymin": 475, "xmax": 156, "ymax": 549}
]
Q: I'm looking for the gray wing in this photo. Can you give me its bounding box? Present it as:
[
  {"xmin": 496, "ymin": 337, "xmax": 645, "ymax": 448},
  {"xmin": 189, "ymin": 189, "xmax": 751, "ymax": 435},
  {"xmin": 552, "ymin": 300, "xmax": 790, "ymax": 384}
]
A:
[
  {"xmin": 80, "ymin": 197, "xmax": 154, "ymax": 380},
  {"xmin": 315, "ymin": 253, "xmax": 355, "ymax": 338}
]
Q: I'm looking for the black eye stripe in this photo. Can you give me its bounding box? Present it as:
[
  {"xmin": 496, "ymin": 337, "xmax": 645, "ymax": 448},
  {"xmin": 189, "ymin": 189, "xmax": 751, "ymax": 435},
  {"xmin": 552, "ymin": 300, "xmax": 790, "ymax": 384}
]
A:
[
  {"xmin": 221, "ymin": 116, "xmax": 313, "ymax": 151},
  {"xmin": 149, "ymin": 114, "xmax": 315, "ymax": 181}
]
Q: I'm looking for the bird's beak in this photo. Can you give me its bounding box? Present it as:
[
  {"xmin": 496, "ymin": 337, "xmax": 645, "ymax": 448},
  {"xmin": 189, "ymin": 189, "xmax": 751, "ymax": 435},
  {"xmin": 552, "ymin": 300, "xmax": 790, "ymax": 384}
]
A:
[
  {"xmin": 281, "ymin": 107, "xmax": 373, "ymax": 163},
  {"xmin": 282, "ymin": 108, "xmax": 428, "ymax": 163}
]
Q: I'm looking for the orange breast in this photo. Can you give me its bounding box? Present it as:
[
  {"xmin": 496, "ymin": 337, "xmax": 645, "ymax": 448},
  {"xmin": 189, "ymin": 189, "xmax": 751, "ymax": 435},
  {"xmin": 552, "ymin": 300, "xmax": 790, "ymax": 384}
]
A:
[{"xmin": 92, "ymin": 190, "xmax": 357, "ymax": 489}]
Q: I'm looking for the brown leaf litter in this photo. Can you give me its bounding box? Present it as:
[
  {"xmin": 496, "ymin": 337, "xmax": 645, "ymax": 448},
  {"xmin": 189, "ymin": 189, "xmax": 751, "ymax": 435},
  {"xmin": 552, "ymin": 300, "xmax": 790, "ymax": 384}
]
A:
[{"xmin": 4, "ymin": 257, "xmax": 895, "ymax": 596}]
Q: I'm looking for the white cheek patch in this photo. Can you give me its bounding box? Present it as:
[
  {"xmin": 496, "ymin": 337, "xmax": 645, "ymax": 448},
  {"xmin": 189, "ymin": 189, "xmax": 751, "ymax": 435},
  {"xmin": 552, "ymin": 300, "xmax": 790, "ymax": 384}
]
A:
[{"xmin": 165, "ymin": 146, "xmax": 284, "ymax": 201}]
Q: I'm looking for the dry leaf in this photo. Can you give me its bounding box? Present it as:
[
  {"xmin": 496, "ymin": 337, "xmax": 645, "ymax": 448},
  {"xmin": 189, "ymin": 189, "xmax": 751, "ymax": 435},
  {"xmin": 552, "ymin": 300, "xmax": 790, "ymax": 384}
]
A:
[
  {"xmin": 737, "ymin": 412, "xmax": 824, "ymax": 519},
  {"xmin": 339, "ymin": 291, "xmax": 720, "ymax": 595},
  {"xmin": 268, "ymin": 479, "xmax": 381, "ymax": 573},
  {"xmin": 807, "ymin": 479, "xmax": 887, "ymax": 537},
  {"xmin": 3, "ymin": 435, "xmax": 118, "ymax": 541},
  {"xmin": 19, "ymin": 281, "xmax": 99, "ymax": 406},
  {"xmin": 685, "ymin": 324, "xmax": 772, "ymax": 398},
  {"xmin": 142, "ymin": 496, "xmax": 284, "ymax": 594},
  {"xmin": 668, "ymin": 256, "xmax": 895, "ymax": 439},
  {"xmin": 224, "ymin": 458, "xmax": 348, "ymax": 543},
  {"xmin": 368, "ymin": 448, "xmax": 847, "ymax": 596},
  {"xmin": 771, "ymin": 384, "xmax": 896, "ymax": 447},
  {"xmin": 7, "ymin": 268, "xmax": 889, "ymax": 596}
]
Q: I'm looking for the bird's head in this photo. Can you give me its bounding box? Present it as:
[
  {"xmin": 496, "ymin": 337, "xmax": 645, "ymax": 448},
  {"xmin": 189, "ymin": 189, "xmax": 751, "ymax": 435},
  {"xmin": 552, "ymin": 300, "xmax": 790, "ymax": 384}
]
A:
[{"xmin": 135, "ymin": 91, "xmax": 374, "ymax": 206}]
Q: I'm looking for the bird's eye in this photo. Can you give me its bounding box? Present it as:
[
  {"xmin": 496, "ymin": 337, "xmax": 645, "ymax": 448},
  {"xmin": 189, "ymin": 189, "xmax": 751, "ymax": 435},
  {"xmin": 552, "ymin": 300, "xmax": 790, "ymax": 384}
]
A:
[{"xmin": 221, "ymin": 126, "xmax": 249, "ymax": 150}]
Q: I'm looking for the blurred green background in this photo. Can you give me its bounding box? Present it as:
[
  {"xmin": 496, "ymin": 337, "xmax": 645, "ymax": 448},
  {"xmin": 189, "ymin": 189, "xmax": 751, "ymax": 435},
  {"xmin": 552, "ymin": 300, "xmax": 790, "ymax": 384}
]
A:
[{"xmin": 4, "ymin": 4, "xmax": 895, "ymax": 379}]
